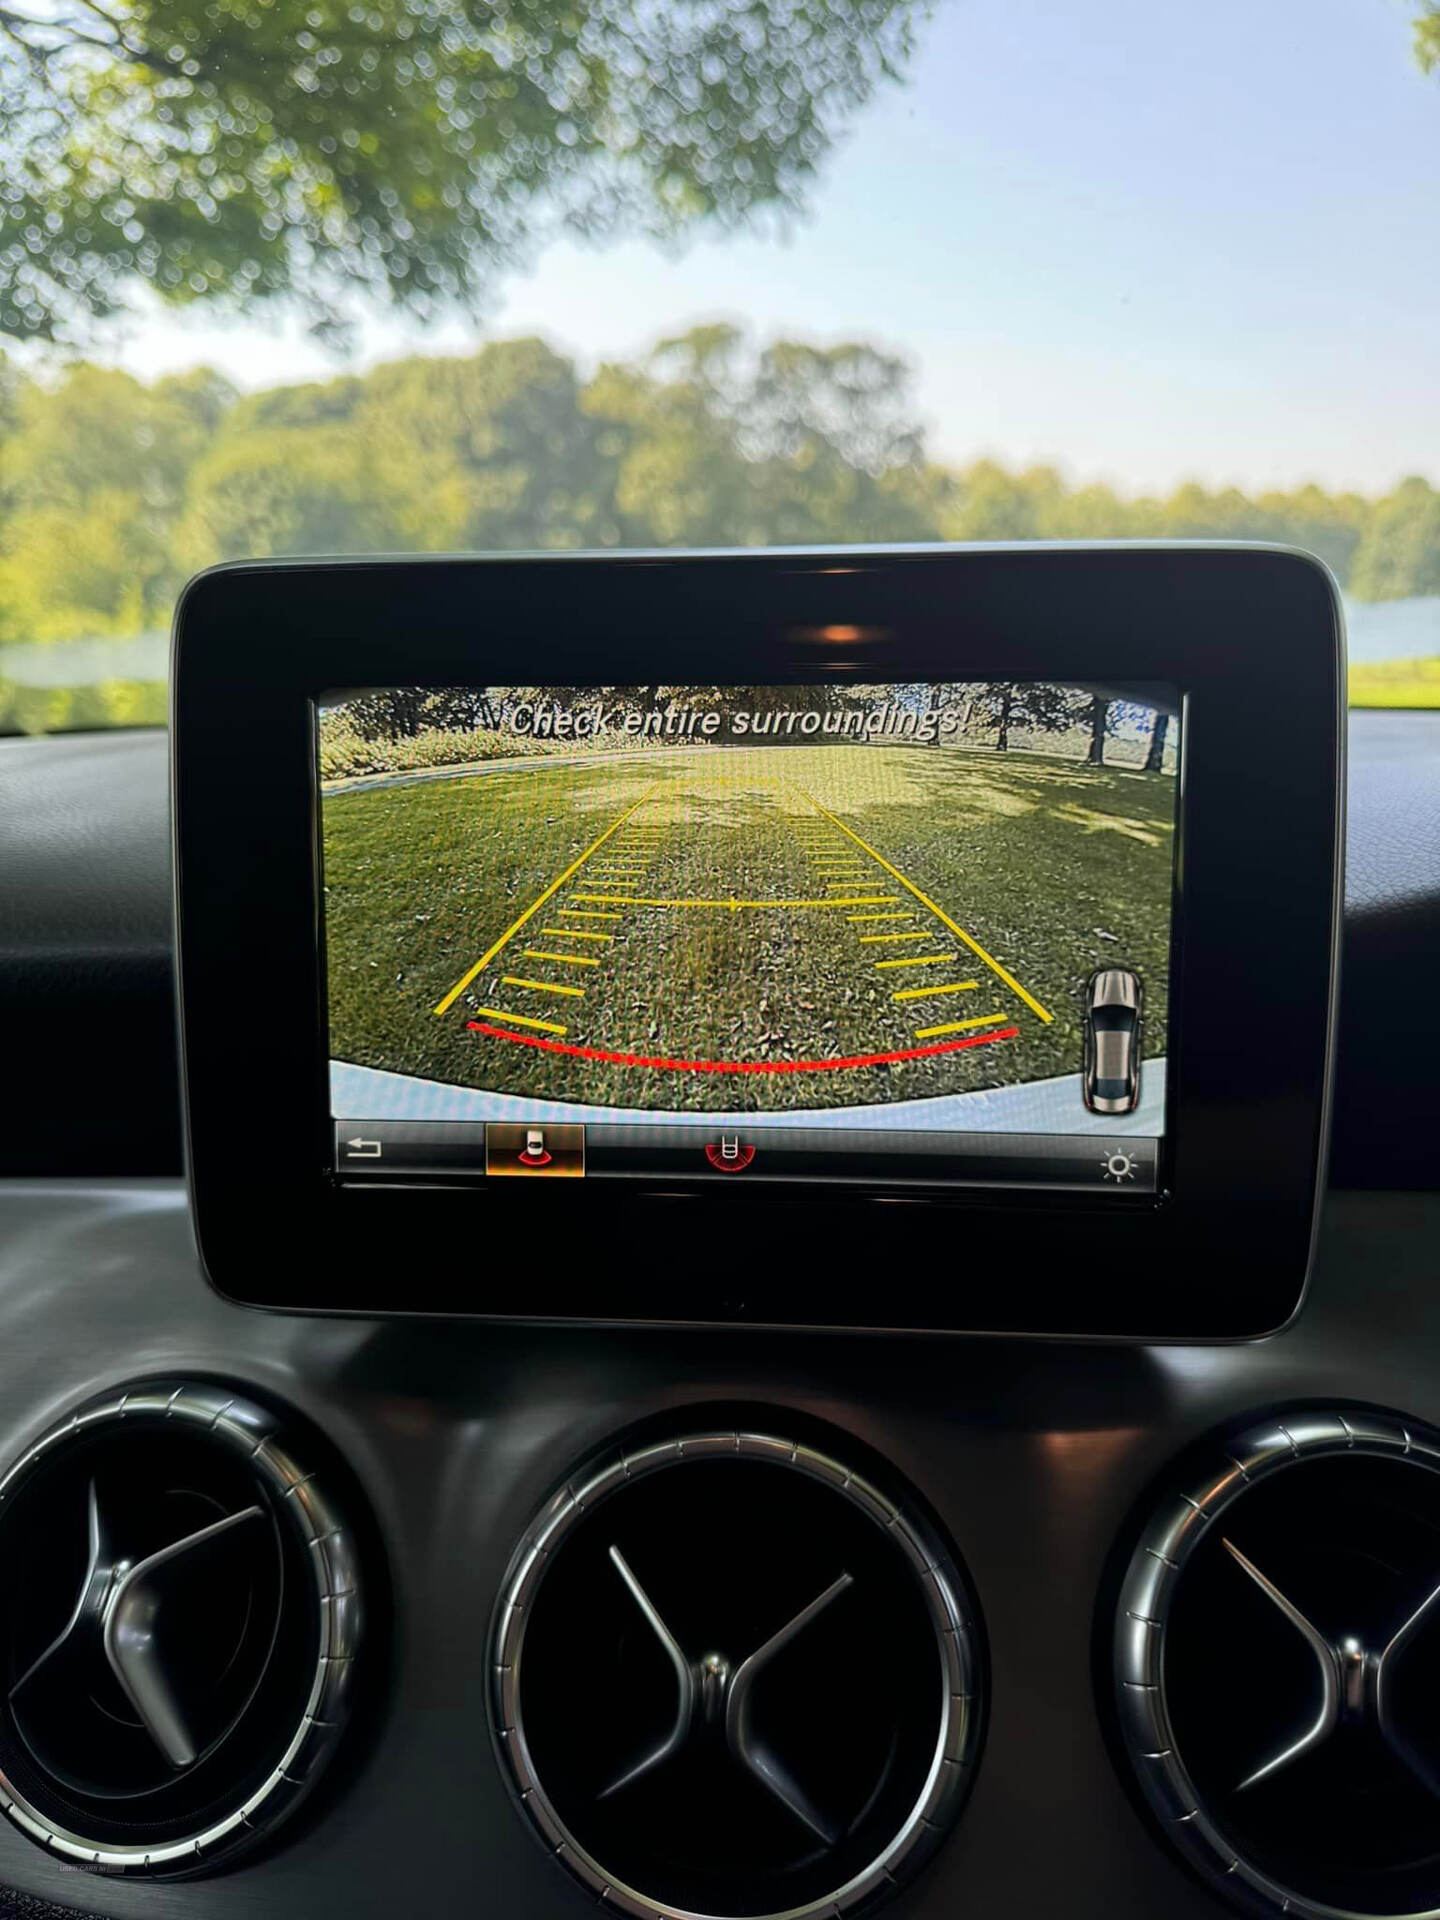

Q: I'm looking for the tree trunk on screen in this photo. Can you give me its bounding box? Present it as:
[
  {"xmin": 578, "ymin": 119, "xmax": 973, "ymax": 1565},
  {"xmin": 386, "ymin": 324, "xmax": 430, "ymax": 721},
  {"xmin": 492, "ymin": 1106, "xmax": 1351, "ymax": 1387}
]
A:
[
  {"xmin": 996, "ymin": 688, "xmax": 1011, "ymax": 752},
  {"xmin": 1086, "ymin": 695, "xmax": 1108, "ymax": 766},
  {"xmin": 1144, "ymin": 711, "xmax": 1170, "ymax": 773}
]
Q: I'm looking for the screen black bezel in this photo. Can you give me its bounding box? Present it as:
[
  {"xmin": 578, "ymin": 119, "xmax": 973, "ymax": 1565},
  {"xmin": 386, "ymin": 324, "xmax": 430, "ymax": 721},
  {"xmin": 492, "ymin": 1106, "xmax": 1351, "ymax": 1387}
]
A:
[{"xmin": 173, "ymin": 545, "xmax": 1342, "ymax": 1336}]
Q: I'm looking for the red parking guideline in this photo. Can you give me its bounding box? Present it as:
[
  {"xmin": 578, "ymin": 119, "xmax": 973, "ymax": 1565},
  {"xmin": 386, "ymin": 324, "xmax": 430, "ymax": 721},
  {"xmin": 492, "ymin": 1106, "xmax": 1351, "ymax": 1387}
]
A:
[{"xmin": 465, "ymin": 1023, "xmax": 1019, "ymax": 1073}]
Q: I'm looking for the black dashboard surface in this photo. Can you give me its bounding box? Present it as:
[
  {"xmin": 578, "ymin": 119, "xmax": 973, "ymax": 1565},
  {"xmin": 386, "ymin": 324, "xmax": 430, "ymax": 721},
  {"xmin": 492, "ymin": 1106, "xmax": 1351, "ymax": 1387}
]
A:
[
  {"xmin": 1, "ymin": 711, "xmax": 1436, "ymax": 1188},
  {"xmin": 0, "ymin": 732, "xmax": 177, "ymax": 1176},
  {"xmin": 0, "ymin": 1181, "xmax": 1434, "ymax": 1920}
]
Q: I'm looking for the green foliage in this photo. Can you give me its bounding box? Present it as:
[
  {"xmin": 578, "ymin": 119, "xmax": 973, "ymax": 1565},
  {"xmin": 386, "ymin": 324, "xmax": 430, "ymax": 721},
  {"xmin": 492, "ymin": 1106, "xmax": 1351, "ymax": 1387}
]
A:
[
  {"xmin": 0, "ymin": 0, "xmax": 925, "ymax": 345},
  {"xmin": 917, "ymin": 464, "xmax": 1374, "ymax": 583},
  {"xmin": 1, "ymin": 326, "xmax": 1439, "ymax": 682},
  {"xmin": 1348, "ymin": 477, "xmax": 1440, "ymax": 601},
  {"xmin": 178, "ymin": 425, "xmax": 414, "ymax": 569},
  {"xmin": 356, "ymin": 341, "xmax": 619, "ymax": 551},
  {"xmin": 319, "ymin": 720, "xmax": 573, "ymax": 783},
  {"xmin": 1417, "ymin": 4, "xmax": 1440, "ymax": 72},
  {"xmin": 0, "ymin": 362, "xmax": 234, "ymax": 636},
  {"xmin": 0, "ymin": 674, "xmax": 167, "ymax": 732}
]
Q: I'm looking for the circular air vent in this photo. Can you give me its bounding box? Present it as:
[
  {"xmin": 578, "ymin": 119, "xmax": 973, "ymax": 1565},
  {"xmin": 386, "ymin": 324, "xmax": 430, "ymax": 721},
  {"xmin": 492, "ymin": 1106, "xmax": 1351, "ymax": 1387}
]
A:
[
  {"xmin": 493, "ymin": 1428, "xmax": 982, "ymax": 1920},
  {"xmin": 1115, "ymin": 1406, "xmax": 1440, "ymax": 1920},
  {"xmin": 0, "ymin": 1381, "xmax": 364, "ymax": 1875}
]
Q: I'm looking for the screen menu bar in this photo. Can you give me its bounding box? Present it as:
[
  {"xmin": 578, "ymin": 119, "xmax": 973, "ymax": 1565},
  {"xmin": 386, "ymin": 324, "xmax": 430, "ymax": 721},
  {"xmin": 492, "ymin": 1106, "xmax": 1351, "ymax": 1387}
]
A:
[{"xmin": 333, "ymin": 1120, "xmax": 1158, "ymax": 1194}]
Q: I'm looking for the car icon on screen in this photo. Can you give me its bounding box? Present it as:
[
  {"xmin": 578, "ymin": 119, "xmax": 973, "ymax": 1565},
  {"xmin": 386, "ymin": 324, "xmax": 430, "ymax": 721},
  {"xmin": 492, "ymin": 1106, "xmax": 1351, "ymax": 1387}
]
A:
[{"xmin": 1083, "ymin": 967, "xmax": 1144, "ymax": 1114}]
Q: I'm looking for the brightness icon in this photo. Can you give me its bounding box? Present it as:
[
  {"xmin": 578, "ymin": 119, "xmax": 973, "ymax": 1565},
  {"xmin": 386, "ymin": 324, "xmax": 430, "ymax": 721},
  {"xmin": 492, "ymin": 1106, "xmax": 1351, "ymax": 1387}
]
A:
[{"xmin": 1101, "ymin": 1149, "xmax": 1138, "ymax": 1183}]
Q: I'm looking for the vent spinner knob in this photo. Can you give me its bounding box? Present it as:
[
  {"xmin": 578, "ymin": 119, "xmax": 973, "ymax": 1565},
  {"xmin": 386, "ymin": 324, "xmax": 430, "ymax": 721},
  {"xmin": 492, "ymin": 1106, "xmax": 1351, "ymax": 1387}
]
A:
[
  {"xmin": 0, "ymin": 1381, "xmax": 365, "ymax": 1876},
  {"xmin": 494, "ymin": 1429, "xmax": 984, "ymax": 1920},
  {"xmin": 1115, "ymin": 1407, "xmax": 1440, "ymax": 1920}
]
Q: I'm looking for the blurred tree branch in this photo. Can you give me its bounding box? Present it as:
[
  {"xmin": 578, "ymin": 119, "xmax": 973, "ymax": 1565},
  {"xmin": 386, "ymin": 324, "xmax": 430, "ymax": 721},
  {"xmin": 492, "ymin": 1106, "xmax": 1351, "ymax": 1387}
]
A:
[{"xmin": 0, "ymin": 0, "xmax": 928, "ymax": 344}]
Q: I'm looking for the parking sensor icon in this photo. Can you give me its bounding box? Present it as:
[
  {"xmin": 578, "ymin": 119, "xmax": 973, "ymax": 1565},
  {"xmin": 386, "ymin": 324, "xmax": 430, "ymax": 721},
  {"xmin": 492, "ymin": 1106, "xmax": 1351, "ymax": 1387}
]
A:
[
  {"xmin": 704, "ymin": 1135, "xmax": 757, "ymax": 1173},
  {"xmin": 518, "ymin": 1128, "xmax": 553, "ymax": 1167}
]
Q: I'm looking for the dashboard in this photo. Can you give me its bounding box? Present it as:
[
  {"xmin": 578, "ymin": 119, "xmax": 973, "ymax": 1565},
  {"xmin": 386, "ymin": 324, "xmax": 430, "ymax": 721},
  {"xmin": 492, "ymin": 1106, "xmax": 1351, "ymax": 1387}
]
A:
[{"xmin": 0, "ymin": 547, "xmax": 1437, "ymax": 1920}]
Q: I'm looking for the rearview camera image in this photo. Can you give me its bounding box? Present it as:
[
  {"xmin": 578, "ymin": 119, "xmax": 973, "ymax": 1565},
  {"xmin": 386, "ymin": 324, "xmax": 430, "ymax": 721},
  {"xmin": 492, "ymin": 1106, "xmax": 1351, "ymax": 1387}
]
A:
[{"xmin": 320, "ymin": 683, "xmax": 1178, "ymax": 1141}]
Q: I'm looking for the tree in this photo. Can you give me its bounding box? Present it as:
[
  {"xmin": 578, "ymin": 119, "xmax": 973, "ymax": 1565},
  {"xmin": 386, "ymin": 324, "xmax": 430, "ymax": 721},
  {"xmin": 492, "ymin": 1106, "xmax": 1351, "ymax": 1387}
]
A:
[
  {"xmin": 1144, "ymin": 711, "xmax": 1170, "ymax": 774},
  {"xmin": 358, "ymin": 341, "xmax": 617, "ymax": 551},
  {"xmin": 964, "ymin": 683, "xmax": 1016, "ymax": 751},
  {"xmin": 742, "ymin": 339, "xmax": 923, "ymax": 476},
  {"xmin": 177, "ymin": 426, "xmax": 414, "ymax": 568},
  {"xmin": 960, "ymin": 680, "xmax": 1078, "ymax": 754},
  {"xmin": 584, "ymin": 347, "xmax": 749, "ymax": 548},
  {"xmin": 1417, "ymin": 5, "xmax": 1440, "ymax": 73},
  {"xmin": 581, "ymin": 326, "xmax": 932, "ymax": 550},
  {"xmin": 338, "ymin": 688, "xmax": 497, "ymax": 741},
  {"xmin": 0, "ymin": 0, "xmax": 927, "ymax": 345},
  {"xmin": 1015, "ymin": 681, "xmax": 1076, "ymax": 743},
  {"xmin": 0, "ymin": 362, "xmax": 229, "ymax": 635},
  {"xmin": 1085, "ymin": 694, "xmax": 1111, "ymax": 767},
  {"xmin": 737, "ymin": 339, "xmax": 932, "ymax": 547},
  {"xmin": 932, "ymin": 461, "xmax": 1067, "ymax": 543},
  {"xmin": 1348, "ymin": 478, "xmax": 1440, "ymax": 600}
]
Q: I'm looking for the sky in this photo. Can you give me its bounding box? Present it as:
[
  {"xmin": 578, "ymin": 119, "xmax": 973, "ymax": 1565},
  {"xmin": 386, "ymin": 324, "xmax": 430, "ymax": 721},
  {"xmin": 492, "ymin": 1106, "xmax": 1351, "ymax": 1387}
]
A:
[{"xmin": 81, "ymin": 0, "xmax": 1440, "ymax": 496}]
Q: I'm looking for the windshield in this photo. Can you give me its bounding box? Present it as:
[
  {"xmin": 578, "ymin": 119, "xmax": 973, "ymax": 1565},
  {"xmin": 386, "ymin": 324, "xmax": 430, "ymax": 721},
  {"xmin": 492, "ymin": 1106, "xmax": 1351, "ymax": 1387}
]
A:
[{"xmin": 1, "ymin": 0, "xmax": 1438, "ymax": 732}]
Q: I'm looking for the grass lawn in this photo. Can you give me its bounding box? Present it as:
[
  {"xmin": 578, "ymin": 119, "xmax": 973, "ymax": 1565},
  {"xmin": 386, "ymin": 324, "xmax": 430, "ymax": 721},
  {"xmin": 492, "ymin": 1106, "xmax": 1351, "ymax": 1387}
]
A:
[
  {"xmin": 323, "ymin": 743, "xmax": 1176, "ymax": 1112},
  {"xmin": 1348, "ymin": 657, "xmax": 1440, "ymax": 708}
]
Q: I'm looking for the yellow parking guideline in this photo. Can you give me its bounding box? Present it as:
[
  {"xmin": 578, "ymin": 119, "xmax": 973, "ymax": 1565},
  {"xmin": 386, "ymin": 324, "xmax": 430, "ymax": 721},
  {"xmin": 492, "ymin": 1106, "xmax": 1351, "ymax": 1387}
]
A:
[
  {"xmin": 569, "ymin": 893, "xmax": 901, "ymax": 910},
  {"xmin": 874, "ymin": 953, "xmax": 954, "ymax": 969},
  {"xmin": 892, "ymin": 980, "xmax": 980, "ymax": 1001},
  {"xmin": 473, "ymin": 1006, "xmax": 568, "ymax": 1035},
  {"xmin": 559, "ymin": 909, "xmax": 623, "ymax": 920},
  {"xmin": 859, "ymin": 931, "xmax": 931, "ymax": 943},
  {"xmin": 522, "ymin": 949, "xmax": 600, "ymax": 967},
  {"xmin": 914, "ymin": 1012, "xmax": 1008, "ymax": 1039},
  {"xmin": 433, "ymin": 783, "xmax": 660, "ymax": 1015},
  {"xmin": 502, "ymin": 976, "xmax": 585, "ymax": 997},
  {"xmin": 540, "ymin": 928, "xmax": 613, "ymax": 941},
  {"xmin": 848, "ymin": 912, "xmax": 914, "ymax": 923},
  {"xmin": 797, "ymin": 792, "xmax": 1053, "ymax": 1024}
]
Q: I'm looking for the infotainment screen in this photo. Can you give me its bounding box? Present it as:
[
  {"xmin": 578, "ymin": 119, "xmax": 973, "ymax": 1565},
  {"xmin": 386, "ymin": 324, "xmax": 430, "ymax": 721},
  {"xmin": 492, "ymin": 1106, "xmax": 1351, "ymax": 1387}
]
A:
[
  {"xmin": 320, "ymin": 681, "xmax": 1179, "ymax": 1197},
  {"xmin": 174, "ymin": 547, "xmax": 1341, "ymax": 1329}
]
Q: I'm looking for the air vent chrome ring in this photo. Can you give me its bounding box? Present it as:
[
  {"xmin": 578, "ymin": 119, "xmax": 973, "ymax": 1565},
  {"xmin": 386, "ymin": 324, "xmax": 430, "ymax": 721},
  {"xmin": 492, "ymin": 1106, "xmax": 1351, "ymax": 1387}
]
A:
[
  {"xmin": 1116, "ymin": 1407, "xmax": 1440, "ymax": 1920},
  {"xmin": 0, "ymin": 1380, "xmax": 364, "ymax": 1875},
  {"xmin": 493, "ymin": 1429, "xmax": 982, "ymax": 1920}
]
